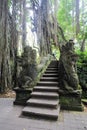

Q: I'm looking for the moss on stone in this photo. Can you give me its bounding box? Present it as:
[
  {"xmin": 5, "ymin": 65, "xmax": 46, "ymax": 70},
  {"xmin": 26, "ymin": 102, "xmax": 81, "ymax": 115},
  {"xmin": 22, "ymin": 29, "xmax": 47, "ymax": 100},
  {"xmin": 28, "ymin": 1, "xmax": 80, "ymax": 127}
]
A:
[
  {"xmin": 28, "ymin": 55, "xmax": 52, "ymax": 89},
  {"xmin": 60, "ymin": 94, "xmax": 84, "ymax": 111}
]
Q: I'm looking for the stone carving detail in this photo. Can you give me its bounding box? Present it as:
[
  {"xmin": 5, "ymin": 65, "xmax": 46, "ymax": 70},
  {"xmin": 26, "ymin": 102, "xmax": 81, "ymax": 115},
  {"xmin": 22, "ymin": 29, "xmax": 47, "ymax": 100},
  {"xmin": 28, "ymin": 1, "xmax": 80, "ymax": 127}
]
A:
[
  {"xmin": 58, "ymin": 40, "xmax": 79, "ymax": 92},
  {"xmin": 17, "ymin": 46, "xmax": 37, "ymax": 89}
]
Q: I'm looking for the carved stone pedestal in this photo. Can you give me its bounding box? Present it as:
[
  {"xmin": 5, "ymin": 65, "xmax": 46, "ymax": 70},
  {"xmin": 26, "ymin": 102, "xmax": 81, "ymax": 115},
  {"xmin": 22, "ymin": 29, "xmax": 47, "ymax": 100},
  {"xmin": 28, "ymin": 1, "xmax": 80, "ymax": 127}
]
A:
[
  {"xmin": 59, "ymin": 90, "xmax": 84, "ymax": 111},
  {"xmin": 13, "ymin": 88, "xmax": 32, "ymax": 106}
]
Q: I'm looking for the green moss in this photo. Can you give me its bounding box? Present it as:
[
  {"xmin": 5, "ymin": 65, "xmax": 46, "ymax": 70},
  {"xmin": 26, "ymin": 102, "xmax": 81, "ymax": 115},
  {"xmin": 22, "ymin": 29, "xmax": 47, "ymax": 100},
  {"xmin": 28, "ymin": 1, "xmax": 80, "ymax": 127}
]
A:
[
  {"xmin": 60, "ymin": 97, "xmax": 70, "ymax": 105},
  {"xmin": 60, "ymin": 96, "xmax": 80, "ymax": 106},
  {"xmin": 28, "ymin": 55, "xmax": 51, "ymax": 89},
  {"xmin": 60, "ymin": 95, "xmax": 83, "ymax": 111}
]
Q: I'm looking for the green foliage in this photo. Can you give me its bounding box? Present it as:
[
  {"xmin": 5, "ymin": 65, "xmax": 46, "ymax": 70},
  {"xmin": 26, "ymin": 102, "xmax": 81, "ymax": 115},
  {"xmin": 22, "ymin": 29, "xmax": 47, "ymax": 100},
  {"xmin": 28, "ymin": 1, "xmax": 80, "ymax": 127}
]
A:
[
  {"xmin": 76, "ymin": 50, "xmax": 87, "ymax": 98},
  {"xmin": 77, "ymin": 50, "xmax": 87, "ymax": 64},
  {"xmin": 8, "ymin": 0, "xmax": 12, "ymax": 8},
  {"xmin": 57, "ymin": 0, "xmax": 87, "ymax": 51},
  {"xmin": 51, "ymin": 45, "xmax": 60, "ymax": 60},
  {"xmin": 57, "ymin": 0, "xmax": 73, "ymax": 39}
]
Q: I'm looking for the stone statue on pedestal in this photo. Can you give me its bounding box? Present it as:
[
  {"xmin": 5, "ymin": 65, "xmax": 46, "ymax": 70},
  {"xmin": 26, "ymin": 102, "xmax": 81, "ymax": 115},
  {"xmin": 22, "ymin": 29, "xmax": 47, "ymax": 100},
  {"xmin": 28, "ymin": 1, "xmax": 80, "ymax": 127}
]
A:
[
  {"xmin": 17, "ymin": 46, "xmax": 37, "ymax": 89},
  {"xmin": 58, "ymin": 39, "xmax": 80, "ymax": 92},
  {"xmin": 58, "ymin": 40, "xmax": 83, "ymax": 111}
]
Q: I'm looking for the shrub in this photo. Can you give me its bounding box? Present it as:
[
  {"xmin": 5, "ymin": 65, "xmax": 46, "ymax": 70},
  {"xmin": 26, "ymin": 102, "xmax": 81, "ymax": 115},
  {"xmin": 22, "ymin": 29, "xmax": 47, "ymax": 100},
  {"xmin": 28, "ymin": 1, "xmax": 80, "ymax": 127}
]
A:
[{"xmin": 76, "ymin": 51, "xmax": 87, "ymax": 98}]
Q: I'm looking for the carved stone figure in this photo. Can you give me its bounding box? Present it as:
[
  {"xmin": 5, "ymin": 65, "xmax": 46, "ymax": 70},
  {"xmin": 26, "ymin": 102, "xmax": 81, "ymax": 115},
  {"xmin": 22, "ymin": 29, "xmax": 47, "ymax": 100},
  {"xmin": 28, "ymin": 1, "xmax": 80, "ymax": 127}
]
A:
[
  {"xmin": 58, "ymin": 40, "xmax": 79, "ymax": 92},
  {"xmin": 17, "ymin": 46, "xmax": 37, "ymax": 89}
]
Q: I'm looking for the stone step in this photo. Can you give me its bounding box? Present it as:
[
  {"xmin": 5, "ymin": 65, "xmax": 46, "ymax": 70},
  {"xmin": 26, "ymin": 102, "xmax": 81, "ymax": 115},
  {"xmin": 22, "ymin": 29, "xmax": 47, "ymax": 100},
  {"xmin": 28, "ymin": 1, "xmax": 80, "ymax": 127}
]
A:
[
  {"xmin": 31, "ymin": 91, "xmax": 59, "ymax": 99},
  {"xmin": 48, "ymin": 61, "xmax": 58, "ymax": 68},
  {"xmin": 46, "ymin": 68, "xmax": 58, "ymax": 71},
  {"xmin": 21, "ymin": 60, "xmax": 60, "ymax": 121},
  {"xmin": 48, "ymin": 64, "xmax": 58, "ymax": 68},
  {"xmin": 43, "ymin": 73, "xmax": 58, "ymax": 77},
  {"xmin": 45, "ymin": 70, "xmax": 58, "ymax": 74},
  {"xmin": 27, "ymin": 98, "xmax": 59, "ymax": 108},
  {"xmin": 22, "ymin": 105, "xmax": 60, "ymax": 120},
  {"xmin": 48, "ymin": 66, "xmax": 58, "ymax": 69},
  {"xmin": 37, "ymin": 81, "xmax": 58, "ymax": 86},
  {"xmin": 40, "ymin": 77, "xmax": 58, "ymax": 82},
  {"xmin": 34, "ymin": 86, "xmax": 59, "ymax": 92}
]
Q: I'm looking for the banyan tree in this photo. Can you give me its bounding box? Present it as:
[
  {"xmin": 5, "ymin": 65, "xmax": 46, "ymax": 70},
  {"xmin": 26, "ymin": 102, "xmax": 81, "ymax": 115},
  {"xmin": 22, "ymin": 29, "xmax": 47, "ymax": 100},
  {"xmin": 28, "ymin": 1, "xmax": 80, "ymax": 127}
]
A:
[{"xmin": 0, "ymin": 0, "xmax": 62, "ymax": 93}]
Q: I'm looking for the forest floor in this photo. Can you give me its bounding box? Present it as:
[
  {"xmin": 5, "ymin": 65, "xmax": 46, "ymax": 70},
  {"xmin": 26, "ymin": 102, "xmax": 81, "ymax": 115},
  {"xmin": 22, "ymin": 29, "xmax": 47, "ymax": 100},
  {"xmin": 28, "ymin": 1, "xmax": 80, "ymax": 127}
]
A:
[
  {"xmin": 0, "ymin": 90, "xmax": 16, "ymax": 98},
  {"xmin": 84, "ymin": 105, "xmax": 87, "ymax": 112}
]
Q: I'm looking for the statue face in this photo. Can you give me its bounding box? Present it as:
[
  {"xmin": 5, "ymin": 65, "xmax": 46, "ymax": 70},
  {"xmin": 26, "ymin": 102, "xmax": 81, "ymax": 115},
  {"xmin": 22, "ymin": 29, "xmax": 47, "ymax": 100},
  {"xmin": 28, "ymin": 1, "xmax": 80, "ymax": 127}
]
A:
[
  {"xmin": 32, "ymin": 50, "xmax": 36, "ymax": 59},
  {"xmin": 24, "ymin": 46, "xmax": 32, "ymax": 54}
]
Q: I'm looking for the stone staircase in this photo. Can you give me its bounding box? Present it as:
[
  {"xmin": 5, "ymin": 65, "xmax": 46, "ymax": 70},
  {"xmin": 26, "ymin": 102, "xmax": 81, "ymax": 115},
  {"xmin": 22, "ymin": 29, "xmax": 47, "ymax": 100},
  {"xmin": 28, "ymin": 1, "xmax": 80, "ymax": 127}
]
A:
[{"xmin": 22, "ymin": 60, "xmax": 60, "ymax": 120}]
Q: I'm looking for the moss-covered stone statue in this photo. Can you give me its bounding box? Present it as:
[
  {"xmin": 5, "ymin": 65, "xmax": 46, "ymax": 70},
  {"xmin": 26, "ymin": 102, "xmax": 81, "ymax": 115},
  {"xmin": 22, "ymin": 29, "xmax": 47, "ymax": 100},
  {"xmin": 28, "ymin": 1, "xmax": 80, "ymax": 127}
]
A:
[
  {"xmin": 58, "ymin": 40, "xmax": 83, "ymax": 111},
  {"xmin": 58, "ymin": 39, "xmax": 80, "ymax": 92},
  {"xmin": 17, "ymin": 46, "xmax": 37, "ymax": 89}
]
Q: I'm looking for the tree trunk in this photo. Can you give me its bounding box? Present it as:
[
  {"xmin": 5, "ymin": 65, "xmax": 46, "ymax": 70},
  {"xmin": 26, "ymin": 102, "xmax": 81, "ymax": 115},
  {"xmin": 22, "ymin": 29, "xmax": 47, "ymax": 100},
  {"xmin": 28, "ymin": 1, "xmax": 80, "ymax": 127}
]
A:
[
  {"xmin": 72, "ymin": 0, "xmax": 75, "ymax": 38},
  {"xmin": 0, "ymin": 0, "xmax": 18, "ymax": 93},
  {"xmin": 75, "ymin": 0, "xmax": 80, "ymax": 36},
  {"xmin": 80, "ymin": 37, "xmax": 86, "ymax": 52},
  {"xmin": 81, "ymin": 0, "xmax": 84, "ymax": 29},
  {"xmin": 0, "ymin": 0, "xmax": 11, "ymax": 93},
  {"xmin": 22, "ymin": 0, "xmax": 27, "ymax": 48},
  {"xmin": 12, "ymin": 0, "xmax": 18, "ymax": 88}
]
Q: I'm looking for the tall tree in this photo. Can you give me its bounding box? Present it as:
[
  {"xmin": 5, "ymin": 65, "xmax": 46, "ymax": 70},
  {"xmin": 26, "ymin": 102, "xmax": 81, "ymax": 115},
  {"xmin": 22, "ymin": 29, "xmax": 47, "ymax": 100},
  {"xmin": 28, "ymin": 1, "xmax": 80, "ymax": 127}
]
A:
[
  {"xmin": 75, "ymin": 0, "xmax": 80, "ymax": 36},
  {"xmin": 0, "ymin": 0, "xmax": 18, "ymax": 93},
  {"xmin": 80, "ymin": 0, "xmax": 86, "ymax": 51},
  {"xmin": 72, "ymin": 0, "xmax": 75, "ymax": 38},
  {"xmin": 0, "ymin": 0, "xmax": 12, "ymax": 92},
  {"xmin": 22, "ymin": 0, "xmax": 27, "ymax": 48}
]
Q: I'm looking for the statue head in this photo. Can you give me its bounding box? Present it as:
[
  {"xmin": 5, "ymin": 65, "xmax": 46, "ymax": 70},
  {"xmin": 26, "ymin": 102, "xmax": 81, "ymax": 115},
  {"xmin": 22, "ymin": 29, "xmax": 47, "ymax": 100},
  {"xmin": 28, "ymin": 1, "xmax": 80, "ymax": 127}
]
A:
[
  {"xmin": 23, "ymin": 46, "xmax": 32, "ymax": 54},
  {"xmin": 31, "ymin": 49, "xmax": 37, "ymax": 62},
  {"xmin": 65, "ymin": 39, "xmax": 74, "ymax": 51}
]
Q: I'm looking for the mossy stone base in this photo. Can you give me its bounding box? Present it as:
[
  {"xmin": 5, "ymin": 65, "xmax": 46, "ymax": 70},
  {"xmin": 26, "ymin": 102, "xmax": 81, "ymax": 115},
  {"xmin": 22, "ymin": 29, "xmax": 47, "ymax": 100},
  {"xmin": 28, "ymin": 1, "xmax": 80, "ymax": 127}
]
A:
[
  {"xmin": 13, "ymin": 88, "xmax": 32, "ymax": 106},
  {"xmin": 59, "ymin": 91, "xmax": 84, "ymax": 111},
  {"xmin": 13, "ymin": 56, "xmax": 51, "ymax": 106}
]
